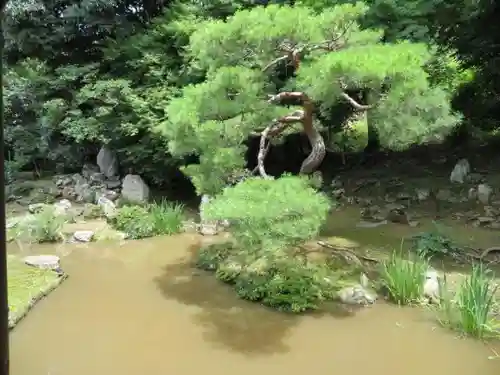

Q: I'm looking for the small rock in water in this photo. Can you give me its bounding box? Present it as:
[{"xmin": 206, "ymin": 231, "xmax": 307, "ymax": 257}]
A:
[
  {"xmin": 450, "ymin": 158, "xmax": 470, "ymax": 184},
  {"xmin": 199, "ymin": 223, "xmax": 218, "ymax": 236},
  {"xmin": 24, "ymin": 255, "xmax": 60, "ymax": 270},
  {"xmin": 477, "ymin": 183, "xmax": 493, "ymax": 205},
  {"xmin": 423, "ymin": 269, "xmax": 440, "ymax": 304},
  {"xmin": 386, "ymin": 208, "xmax": 410, "ymax": 225},
  {"xmin": 356, "ymin": 220, "xmax": 388, "ymax": 228},
  {"xmin": 73, "ymin": 230, "xmax": 95, "ymax": 243}
]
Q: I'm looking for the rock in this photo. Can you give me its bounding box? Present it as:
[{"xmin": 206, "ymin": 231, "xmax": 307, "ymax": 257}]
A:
[
  {"xmin": 61, "ymin": 186, "xmax": 77, "ymax": 200},
  {"xmin": 415, "ymin": 188, "xmax": 430, "ymax": 201},
  {"xmin": 199, "ymin": 223, "xmax": 219, "ymax": 236},
  {"xmin": 356, "ymin": 220, "xmax": 388, "ymax": 228},
  {"xmin": 73, "ymin": 230, "xmax": 94, "ymax": 243},
  {"xmin": 396, "ymin": 192, "xmax": 412, "ymax": 200},
  {"xmin": 81, "ymin": 164, "xmax": 100, "ymax": 180},
  {"xmin": 360, "ymin": 206, "xmax": 381, "ymax": 221},
  {"xmin": 477, "ymin": 183, "xmax": 493, "ymax": 205},
  {"xmin": 97, "ymin": 196, "xmax": 117, "ymax": 218},
  {"xmin": 476, "ymin": 216, "xmax": 495, "ymax": 227},
  {"xmin": 96, "ymin": 147, "xmax": 119, "ymax": 178},
  {"xmin": 24, "ymin": 255, "xmax": 60, "ymax": 270},
  {"xmin": 105, "ymin": 179, "xmax": 122, "ymax": 190},
  {"xmin": 53, "ymin": 199, "xmax": 72, "ymax": 216},
  {"xmin": 330, "ymin": 177, "xmax": 343, "ymax": 189},
  {"xmin": 74, "ymin": 183, "xmax": 96, "ymax": 203},
  {"xmin": 385, "ymin": 203, "xmax": 405, "ymax": 211},
  {"xmin": 484, "ymin": 206, "xmax": 498, "ymax": 217},
  {"xmin": 468, "ymin": 187, "xmax": 478, "ymax": 201},
  {"xmin": 386, "ymin": 208, "xmax": 410, "ymax": 225},
  {"xmin": 423, "ymin": 269, "xmax": 440, "ymax": 304},
  {"xmin": 28, "ymin": 203, "xmax": 47, "ymax": 214},
  {"xmin": 181, "ymin": 220, "xmax": 198, "ymax": 233},
  {"xmin": 103, "ymin": 190, "xmax": 120, "ymax": 201},
  {"xmin": 450, "ymin": 158, "xmax": 470, "ymax": 184},
  {"xmin": 89, "ymin": 172, "xmax": 106, "ymax": 185},
  {"xmin": 337, "ymin": 273, "xmax": 376, "ymax": 305},
  {"xmin": 55, "ymin": 176, "xmax": 73, "ymax": 187},
  {"xmin": 331, "ymin": 188, "xmax": 345, "ymax": 199},
  {"xmin": 436, "ymin": 189, "xmax": 452, "ymax": 202},
  {"xmin": 121, "ymin": 174, "xmax": 150, "ymax": 204},
  {"xmin": 467, "ymin": 173, "xmax": 484, "ymax": 184}
]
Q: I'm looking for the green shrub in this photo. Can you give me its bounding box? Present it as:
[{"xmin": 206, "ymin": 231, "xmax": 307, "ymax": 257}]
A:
[
  {"xmin": 195, "ymin": 175, "xmax": 335, "ymax": 313},
  {"xmin": 380, "ymin": 251, "xmax": 428, "ymax": 305},
  {"xmin": 111, "ymin": 201, "xmax": 185, "ymax": 239},
  {"xmin": 149, "ymin": 200, "xmax": 184, "ymax": 235},
  {"xmin": 411, "ymin": 229, "xmax": 463, "ymax": 260},
  {"xmin": 436, "ymin": 264, "xmax": 499, "ymax": 339},
  {"xmin": 204, "ymin": 175, "xmax": 330, "ymax": 250},
  {"xmin": 111, "ymin": 205, "xmax": 155, "ymax": 239},
  {"xmin": 195, "ymin": 242, "xmax": 237, "ymax": 271},
  {"xmin": 14, "ymin": 207, "xmax": 66, "ymax": 243}
]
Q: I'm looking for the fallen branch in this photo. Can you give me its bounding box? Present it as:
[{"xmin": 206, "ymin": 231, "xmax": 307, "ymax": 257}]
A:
[{"xmin": 317, "ymin": 240, "xmax": 380, "ymax": 265}]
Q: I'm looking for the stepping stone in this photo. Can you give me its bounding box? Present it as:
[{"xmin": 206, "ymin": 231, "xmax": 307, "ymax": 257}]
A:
[{"xmin": 23, "ymin": 255, "xmax": 61, "ymax": 271}]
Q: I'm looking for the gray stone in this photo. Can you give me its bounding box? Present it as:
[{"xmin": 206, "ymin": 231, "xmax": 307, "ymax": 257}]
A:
[
  {"xmin": 105, "ymin": 179, "xmax": 122, "ymax": 190},
  {"xmin": 53, "ymin": 199, "xmax": 72, "ymax": 216},
  {"xmin": 96, "ymin": 147, "xmax": 119, "ymax": 178},
  {"xmin": 477, "ymin": 183, "xmax": 493, "ymax": 205},
  {"xmin": 415, "ymin": 188, "xmax": 430, "ymax": 201},
  {"xmin": 89, "ymin": 172, "xmax": 106, "ymax": 185},
  {"xmin": 73, "ymin": 230, "xmax": 95, "ymax": 243},
  {"xmin": 28, "ymin": 203, "xmax": 47, "ymax": 214},
  {"xmin": 121, "ymin": 174, "xmax": 150, "ymax": 203},
  {"xmin": 81, "ymin": 164, "xmax": 100, "ymax": 180},
  {"xmin": 24, "ymin": 255, "xmax": 60, "ymax": 270},
  {"xmin": 450, "ymin": 158, "xmax": 470, "ymax": 184},
  {"xmin": 97, "ymin": 196, "xmax": 117, "ymax": 218}
]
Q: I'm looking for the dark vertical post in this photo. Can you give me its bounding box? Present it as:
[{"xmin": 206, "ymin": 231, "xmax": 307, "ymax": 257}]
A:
[{"xmin": 0, "ymin": 1, "xmax": 10, "ymax": 374}]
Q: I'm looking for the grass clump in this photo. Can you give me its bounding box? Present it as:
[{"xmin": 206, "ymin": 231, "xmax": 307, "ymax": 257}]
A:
[
  {"xmin": 195, "ymin": 175, "xmax": 337, "ymax": 313},
  {"xmin": 149, "ymin": 200, "xmax": 184, "ymax": 235},
  {"xmin": 436, "ymin": 264, "xmax": 499, "ymax": 339},
  {"xmin": 380, "ymin": 251, "xmax": 428, "ymax": 305},
  {"xmin": 13, "ymin": 206, "xmax": 66, "ymax": 243},
  {"xmin": 111, "ymin": 200, "xmax": 184, "ymax": 239}
]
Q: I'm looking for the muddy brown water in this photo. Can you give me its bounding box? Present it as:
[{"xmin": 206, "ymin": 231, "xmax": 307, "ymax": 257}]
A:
[{"xmin": 8, "ymin": 208, "xmax": 500, "ymax": 375}]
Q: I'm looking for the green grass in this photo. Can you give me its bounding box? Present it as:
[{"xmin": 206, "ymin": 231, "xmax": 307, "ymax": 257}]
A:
[
  {"xmin": 149, "ymin": 200, "xmax": 184, "ymax": 235},
  {"xmin": 380, "ymin": 251, "xmax": 428, "ymax": 305},
  {"xmin": 436, "ymin": 264, "xmax": 499, "ymax": 339},
  {"xmin": 7, "ymin": 255, "xmax": 65, "ymax": 329},
  {"xmin": 111, "ymin": 200, "xmax": 185, "ymax": 239},
  {"xmin": 12, "ymin": 207, "xmax": 66, "ymax": 243}
]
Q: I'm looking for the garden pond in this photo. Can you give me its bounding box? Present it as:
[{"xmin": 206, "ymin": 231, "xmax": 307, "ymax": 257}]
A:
[{"xmin": 8, "ymin": 206, "xmax": 500, "ymax": 375}]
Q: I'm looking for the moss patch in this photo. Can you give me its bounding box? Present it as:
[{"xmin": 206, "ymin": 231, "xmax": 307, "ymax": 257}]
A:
[{"xmin": 7, "ymin": 255, "xmax": 67, "ymax": 329}]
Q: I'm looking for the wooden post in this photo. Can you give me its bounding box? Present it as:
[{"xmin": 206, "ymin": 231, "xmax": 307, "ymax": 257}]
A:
[{"xmin": 0, "ymin": 4, "xmax": 11, "ymax": 374}]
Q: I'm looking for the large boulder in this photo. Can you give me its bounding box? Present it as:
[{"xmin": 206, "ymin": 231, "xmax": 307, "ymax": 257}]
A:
[
  {"xmin": 96, "ymin": 147, "xmax": 119, "ymax": 178},
  {"xmin": 121, "ymin": 174, "xmax": 150, "ymax": 204}
]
